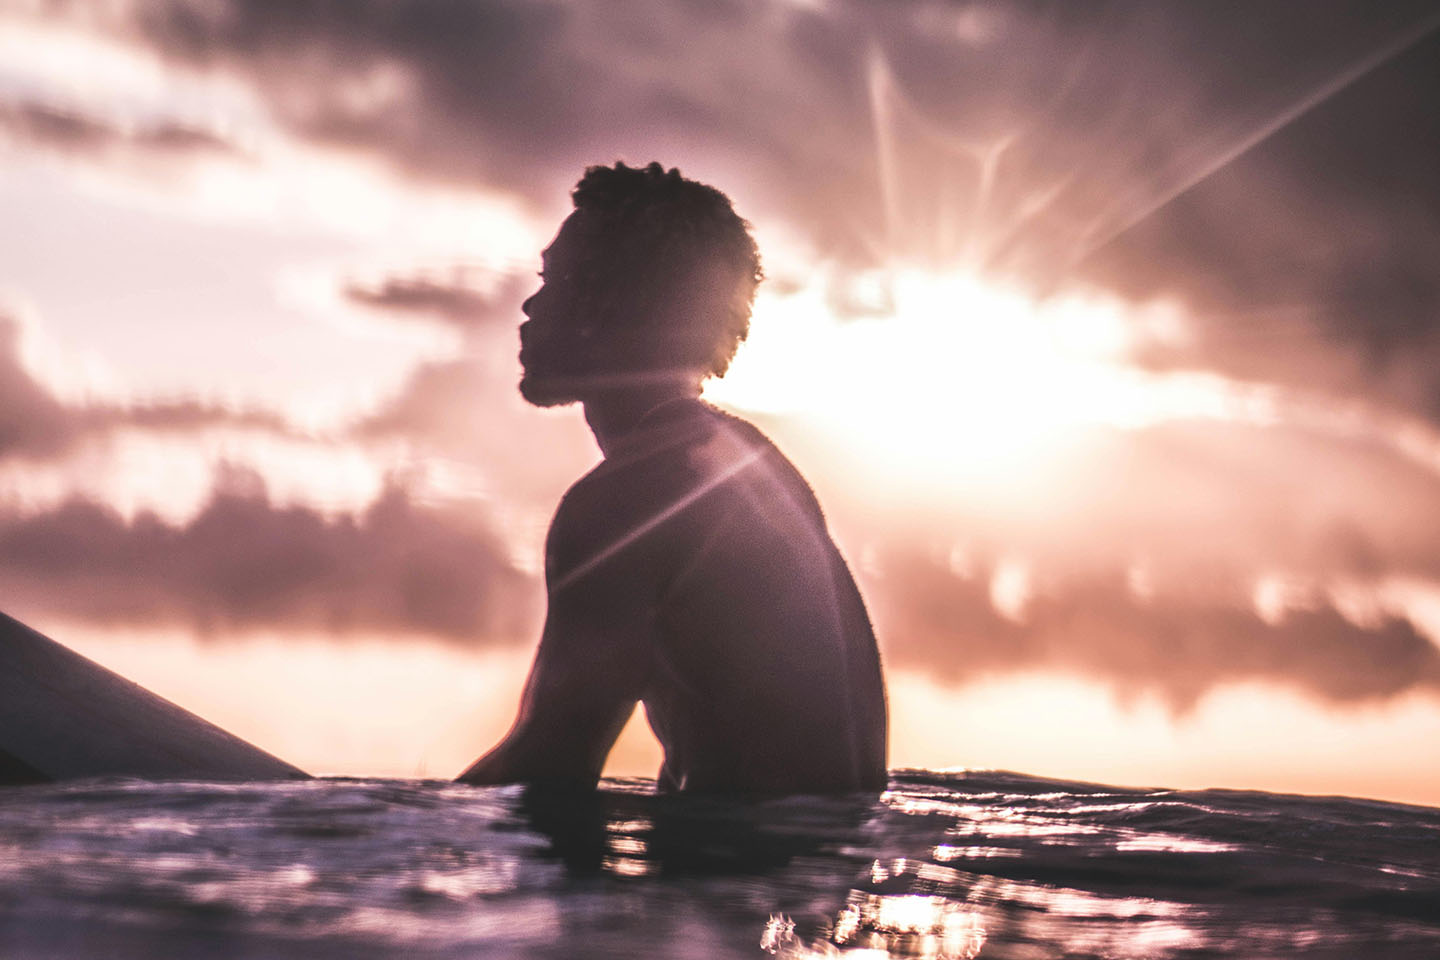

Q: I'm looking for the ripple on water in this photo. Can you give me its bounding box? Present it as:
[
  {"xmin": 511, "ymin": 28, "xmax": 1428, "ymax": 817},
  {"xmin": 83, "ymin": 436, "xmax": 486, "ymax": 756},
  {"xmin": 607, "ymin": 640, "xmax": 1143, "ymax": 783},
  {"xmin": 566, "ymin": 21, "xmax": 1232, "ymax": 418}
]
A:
[{"xmin": 0, "ymin": 772, "xmax": 1437, "ymax": 958}]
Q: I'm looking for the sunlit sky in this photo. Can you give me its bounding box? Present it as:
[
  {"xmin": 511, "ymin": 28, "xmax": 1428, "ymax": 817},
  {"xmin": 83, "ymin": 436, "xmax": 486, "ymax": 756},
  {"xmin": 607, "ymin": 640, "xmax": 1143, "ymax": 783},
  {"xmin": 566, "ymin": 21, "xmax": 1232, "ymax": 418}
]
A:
[{"xmin": 4, "ymin": 0, "xmax": 1440, "ymax": 806}]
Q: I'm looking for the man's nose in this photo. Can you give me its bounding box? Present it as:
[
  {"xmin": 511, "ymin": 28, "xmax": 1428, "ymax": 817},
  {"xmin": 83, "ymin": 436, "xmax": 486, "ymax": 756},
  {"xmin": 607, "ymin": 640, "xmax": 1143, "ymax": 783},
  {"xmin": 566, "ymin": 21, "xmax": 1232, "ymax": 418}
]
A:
[{"xmin": 521, "ymin": 292, "xmax": 536, "ymax": 317}]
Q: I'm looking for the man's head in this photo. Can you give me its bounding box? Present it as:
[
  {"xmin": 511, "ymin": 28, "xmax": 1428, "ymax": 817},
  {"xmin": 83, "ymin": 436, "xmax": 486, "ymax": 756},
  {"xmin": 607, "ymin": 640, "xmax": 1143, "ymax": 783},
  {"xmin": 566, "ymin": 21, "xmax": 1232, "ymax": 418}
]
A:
[{"xmin": 519, "ymin": 162, "xmax": 763, "ymax": 407}]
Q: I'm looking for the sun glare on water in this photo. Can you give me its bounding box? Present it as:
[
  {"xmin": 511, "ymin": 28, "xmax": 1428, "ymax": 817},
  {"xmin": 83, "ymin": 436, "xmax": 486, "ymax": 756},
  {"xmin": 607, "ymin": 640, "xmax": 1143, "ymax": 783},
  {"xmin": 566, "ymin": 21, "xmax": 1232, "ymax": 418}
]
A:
[{"xmin": 706, "ymin": 268, "xmax": 1232, "ymax": 495}]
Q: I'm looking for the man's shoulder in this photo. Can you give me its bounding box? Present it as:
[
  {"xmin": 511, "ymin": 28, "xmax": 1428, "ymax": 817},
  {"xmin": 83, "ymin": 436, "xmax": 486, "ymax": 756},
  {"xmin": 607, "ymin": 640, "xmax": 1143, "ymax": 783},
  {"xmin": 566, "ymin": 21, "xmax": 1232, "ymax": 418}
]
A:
[
  {"xmin": 543, "ymin": 417, "xmax": 700, "ymax": 576},
  {"xmin": 544, "ymin": 402, "xmax": 783, "ymax": 576},
  {"xmin": 554, "ymin": 438, "xmax": 686, "ymax": 524}
]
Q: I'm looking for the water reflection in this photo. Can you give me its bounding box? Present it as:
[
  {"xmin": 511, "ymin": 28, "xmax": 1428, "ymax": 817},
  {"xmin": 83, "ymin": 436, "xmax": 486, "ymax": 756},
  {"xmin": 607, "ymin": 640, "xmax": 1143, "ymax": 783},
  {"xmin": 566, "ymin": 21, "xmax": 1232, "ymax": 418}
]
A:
[
  {"xmin": 762, "ymin": 894, "xmax": 985, "ymax": 958},
  {"xmin": 515, "ymin": 783, "xmax": 878, "ymax": 879},
  {"xmin": 510, "ymin": 780, "xmax": 1231, "ymax": 958},
  {"xmin": 3, "ymin": 773, "xmax": 1437, "ymax": 958}
]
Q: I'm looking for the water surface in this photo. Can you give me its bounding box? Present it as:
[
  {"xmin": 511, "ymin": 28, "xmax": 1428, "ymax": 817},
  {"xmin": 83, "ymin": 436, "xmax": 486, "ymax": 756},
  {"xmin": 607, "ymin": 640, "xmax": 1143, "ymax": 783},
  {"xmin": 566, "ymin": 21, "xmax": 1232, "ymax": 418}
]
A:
[{"xmin": 2, "ymin": 770, "xmax": 1438, "ymax": 958}]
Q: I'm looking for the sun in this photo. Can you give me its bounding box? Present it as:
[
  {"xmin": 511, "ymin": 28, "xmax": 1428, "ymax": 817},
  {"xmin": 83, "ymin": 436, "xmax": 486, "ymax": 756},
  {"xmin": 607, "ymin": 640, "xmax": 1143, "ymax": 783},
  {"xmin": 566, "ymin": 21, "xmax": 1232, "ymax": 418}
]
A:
[{"xmin": 705, "ymin": 267, "xmax": 1214, "ymax": 497}]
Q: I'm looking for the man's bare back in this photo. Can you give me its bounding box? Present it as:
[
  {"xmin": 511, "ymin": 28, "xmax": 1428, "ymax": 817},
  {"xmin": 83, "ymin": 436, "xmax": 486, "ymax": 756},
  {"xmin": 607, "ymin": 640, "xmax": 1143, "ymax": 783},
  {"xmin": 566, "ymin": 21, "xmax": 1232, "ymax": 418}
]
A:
[{"xmin": 457, "ymin": 162, "xmax": 887, "ymax": 794}]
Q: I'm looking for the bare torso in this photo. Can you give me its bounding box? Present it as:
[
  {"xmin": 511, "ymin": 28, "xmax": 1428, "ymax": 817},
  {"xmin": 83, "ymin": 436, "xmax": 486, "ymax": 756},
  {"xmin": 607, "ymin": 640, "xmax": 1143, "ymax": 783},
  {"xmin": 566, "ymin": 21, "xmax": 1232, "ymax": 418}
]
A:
[{"xmin": 549, "ymin": 399, "xmax": 887, "ymax": 793}]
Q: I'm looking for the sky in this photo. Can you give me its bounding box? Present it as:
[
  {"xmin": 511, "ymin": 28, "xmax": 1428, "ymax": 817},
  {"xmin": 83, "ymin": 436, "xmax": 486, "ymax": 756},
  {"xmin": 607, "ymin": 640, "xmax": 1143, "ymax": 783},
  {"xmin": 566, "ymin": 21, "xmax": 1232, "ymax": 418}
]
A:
[{"xmin": 3, "ymin": 0, "xmax": 1440, "ymax": 805}]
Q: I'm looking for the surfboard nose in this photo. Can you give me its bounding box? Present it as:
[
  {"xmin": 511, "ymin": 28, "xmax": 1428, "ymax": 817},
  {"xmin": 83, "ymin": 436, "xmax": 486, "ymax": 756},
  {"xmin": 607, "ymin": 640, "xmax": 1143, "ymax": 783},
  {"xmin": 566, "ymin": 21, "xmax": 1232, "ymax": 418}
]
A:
[{"xmin": 0, "ymin": 611, "xmax": 308, "ymax": 785}]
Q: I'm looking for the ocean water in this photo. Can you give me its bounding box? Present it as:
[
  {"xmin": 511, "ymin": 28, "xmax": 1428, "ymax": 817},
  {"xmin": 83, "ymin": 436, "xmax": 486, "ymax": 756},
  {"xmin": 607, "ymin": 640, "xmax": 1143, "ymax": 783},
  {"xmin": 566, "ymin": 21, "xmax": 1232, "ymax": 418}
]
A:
[{"xmin": 1, "ymin": 770, "xmax": 1437, "ymax": 959}]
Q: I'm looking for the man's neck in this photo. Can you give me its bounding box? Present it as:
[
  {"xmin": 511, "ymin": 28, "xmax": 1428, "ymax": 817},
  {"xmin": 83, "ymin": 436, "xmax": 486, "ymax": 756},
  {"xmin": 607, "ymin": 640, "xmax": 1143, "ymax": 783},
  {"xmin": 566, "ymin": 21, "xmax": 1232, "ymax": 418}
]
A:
[{"xmin": 583, "ymin": 385, "xmax": 701, "ymax": 457}]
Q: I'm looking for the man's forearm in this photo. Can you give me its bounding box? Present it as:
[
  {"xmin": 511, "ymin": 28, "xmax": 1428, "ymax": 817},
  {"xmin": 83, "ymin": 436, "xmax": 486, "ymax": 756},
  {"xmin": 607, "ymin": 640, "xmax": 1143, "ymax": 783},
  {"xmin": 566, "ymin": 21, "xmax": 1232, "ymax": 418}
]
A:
[
  {"xmin": 454, "ymin": 740, "xmax": 515, "ymax": 785},
  {"xmin": 455, "ymin": 725, "xmax": 603, "ymax": 788}
]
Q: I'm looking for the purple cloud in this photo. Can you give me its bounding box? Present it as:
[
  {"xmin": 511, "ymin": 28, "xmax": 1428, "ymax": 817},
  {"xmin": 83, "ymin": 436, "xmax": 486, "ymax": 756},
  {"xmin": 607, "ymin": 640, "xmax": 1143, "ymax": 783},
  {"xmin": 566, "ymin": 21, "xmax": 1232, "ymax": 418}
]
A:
[
  {"xmin": 0, "ymin": 462, "xmax": 538, "ymax": 641},
  {"xmin": 868, "ymin": 549, "xmax": 1440, "ymax": 710}
]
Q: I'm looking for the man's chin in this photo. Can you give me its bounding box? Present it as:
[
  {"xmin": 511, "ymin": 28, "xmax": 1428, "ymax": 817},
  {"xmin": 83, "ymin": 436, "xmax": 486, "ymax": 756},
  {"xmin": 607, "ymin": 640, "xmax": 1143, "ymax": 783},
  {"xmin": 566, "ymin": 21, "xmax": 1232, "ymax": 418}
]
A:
[{"xmin": 519, "ymin": 374, "xmax": 580, "ymax": 408}]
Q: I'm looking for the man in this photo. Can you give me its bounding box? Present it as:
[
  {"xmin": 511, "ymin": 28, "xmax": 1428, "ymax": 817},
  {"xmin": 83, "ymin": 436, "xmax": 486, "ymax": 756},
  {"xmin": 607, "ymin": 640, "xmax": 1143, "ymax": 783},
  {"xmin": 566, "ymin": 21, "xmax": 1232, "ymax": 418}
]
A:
[{"xmin": 457, "ymin": 162, "xmax": 886, "ymax": 794}]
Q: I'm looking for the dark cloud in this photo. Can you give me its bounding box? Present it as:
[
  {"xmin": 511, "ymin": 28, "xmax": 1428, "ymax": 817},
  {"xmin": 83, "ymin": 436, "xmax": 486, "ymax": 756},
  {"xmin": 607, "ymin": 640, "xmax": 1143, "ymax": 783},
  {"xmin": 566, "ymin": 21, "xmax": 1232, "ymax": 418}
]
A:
[
  {"xmin": 1083, "ymin": 16, "xmax": 1440, "ymax": 423},
  {"xmin": 99, "ymin": 0, "xmax": 882, "ymax": 253},
  {"xmin": 343, "ymin": 269, "xmax": 527, "ymax": 332},
  {"xmin": 91, "ymin": 1, "xmax": 1430, "ymax": 257},
  {"xmin": 76, "ymin": 0, "xmax": 1439, "ymax": 423},
  {"xmin": 0, "ymin": 463, "xmax": 538, "ymax": 641},
  {"xmin": 0, "ymin": 315, "xmax": 301, "ymax": 462},
  {"xmin": 866, "ymin": 549, "xmax": 1440, "ymax": 711},
  {"xmin": 0, "ymin": 98, "xmax": 237, "ymax": 159}
]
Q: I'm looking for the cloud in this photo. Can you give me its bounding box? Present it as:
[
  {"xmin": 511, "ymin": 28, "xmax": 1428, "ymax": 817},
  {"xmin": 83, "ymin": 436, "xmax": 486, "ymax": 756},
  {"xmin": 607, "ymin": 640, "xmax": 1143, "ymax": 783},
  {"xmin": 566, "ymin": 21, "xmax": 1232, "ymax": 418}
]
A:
[
  {"xmin": 343, "ymin": 268, "xmax": 527, "ymax": 332},
  {"xmin": 1023, "ymin": 421, "xmax": 1440, "ymax": 585},
  {"xmin": 0, "ymin": 307, "xmax": 544, "ymax": 641},
  {"xmin": 866, "ymin": 548, "xmax": 1440, "ymax": 711},
  {"xmin": 0, "ymin": 462, "xmax": 538, "ymax": 641},
  {"xmin": 18, "ymin": 1, "xmax": 1434, "ymax": 274},
  {"xmin": 803, "ymin": 411, "xmax": 1440, "ymax": 708},
  {"xmin": 794, "ymin": 410, "xmax": 1440, "ymax": 604},
  {"xmin": 0, "ymin": 317, "xmax": 75, "ymax": 460},
  {"xmin": 334, "ymin": 267, "xmax": 597, "ymax": 510},
  {"xmin": 0, "ymin": 97, "xmax": 236, "ymax": 160},
  {"xmin": 86, "ymin": 0, "xmax": 885, "ymax": 255},
  {"xmin": 69, "ymin": 0, "xmax": 1436, "ymax": 424},
  {"xmin": 0, "ymin": 314, "xmax": 301, "ymax": 462},
  {"xmin": 7, "ymin": 0, "xmax": 1440, "ymax": 712},
  {"xmin": 352, "ymin": 356, "xmax": 598, "ymax": 518},
  {"xmin": 1081, "ymin": 18, "xmax": 1440, "ymax": 423}
]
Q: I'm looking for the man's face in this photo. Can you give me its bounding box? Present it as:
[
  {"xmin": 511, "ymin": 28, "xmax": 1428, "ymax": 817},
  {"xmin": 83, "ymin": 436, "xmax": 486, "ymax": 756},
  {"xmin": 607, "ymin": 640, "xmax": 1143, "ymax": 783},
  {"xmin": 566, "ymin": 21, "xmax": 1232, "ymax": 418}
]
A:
[{"xmin": 518, "ymin": 213, "xmax": 598, "ymax": 408}]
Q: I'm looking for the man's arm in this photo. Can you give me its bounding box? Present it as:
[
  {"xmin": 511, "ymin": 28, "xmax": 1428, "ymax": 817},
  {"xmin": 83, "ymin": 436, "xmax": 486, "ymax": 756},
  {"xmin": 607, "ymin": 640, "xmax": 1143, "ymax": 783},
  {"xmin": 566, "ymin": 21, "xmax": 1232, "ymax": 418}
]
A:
[
  {"xmin": 454, "ymin": 614, "xmax": 641, "ymax": 787},
  {"xmin": 457, "ymin": 492, "xmax": 651, "ymax": 788}
]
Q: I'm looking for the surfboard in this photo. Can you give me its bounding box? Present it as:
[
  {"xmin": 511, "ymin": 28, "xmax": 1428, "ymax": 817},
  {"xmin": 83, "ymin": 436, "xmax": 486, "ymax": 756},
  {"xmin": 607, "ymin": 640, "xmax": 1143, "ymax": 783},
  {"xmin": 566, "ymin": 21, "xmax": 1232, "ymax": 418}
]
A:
[{"xmin": 0, "ymin": 611, "xmax": 308, "ymax": 784}]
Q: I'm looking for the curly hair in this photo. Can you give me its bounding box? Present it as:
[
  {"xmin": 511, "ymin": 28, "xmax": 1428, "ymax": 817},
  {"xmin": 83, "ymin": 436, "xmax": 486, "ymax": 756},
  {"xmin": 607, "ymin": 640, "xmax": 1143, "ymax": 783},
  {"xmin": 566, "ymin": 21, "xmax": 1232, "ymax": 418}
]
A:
[{"xmin": 564, "ymin": 162, "xmax": 763, "ymax": 379}]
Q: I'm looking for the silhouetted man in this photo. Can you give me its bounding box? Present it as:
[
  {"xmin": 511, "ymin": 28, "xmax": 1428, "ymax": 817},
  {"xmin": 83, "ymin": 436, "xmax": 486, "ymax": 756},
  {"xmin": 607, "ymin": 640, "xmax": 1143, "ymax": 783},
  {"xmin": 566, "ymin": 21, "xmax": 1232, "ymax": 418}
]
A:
[{"xmin": 457, "ymin": 162, "xmax": 886, "ymax": 794}]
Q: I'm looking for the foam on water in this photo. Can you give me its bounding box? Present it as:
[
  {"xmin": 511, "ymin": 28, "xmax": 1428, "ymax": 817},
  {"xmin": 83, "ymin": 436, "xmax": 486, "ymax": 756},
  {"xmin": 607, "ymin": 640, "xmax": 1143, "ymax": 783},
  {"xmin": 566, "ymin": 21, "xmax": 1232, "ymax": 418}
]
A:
[{"xmin": 1, "ymin": 770, "xmax": 1438, "ymax": 958}]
